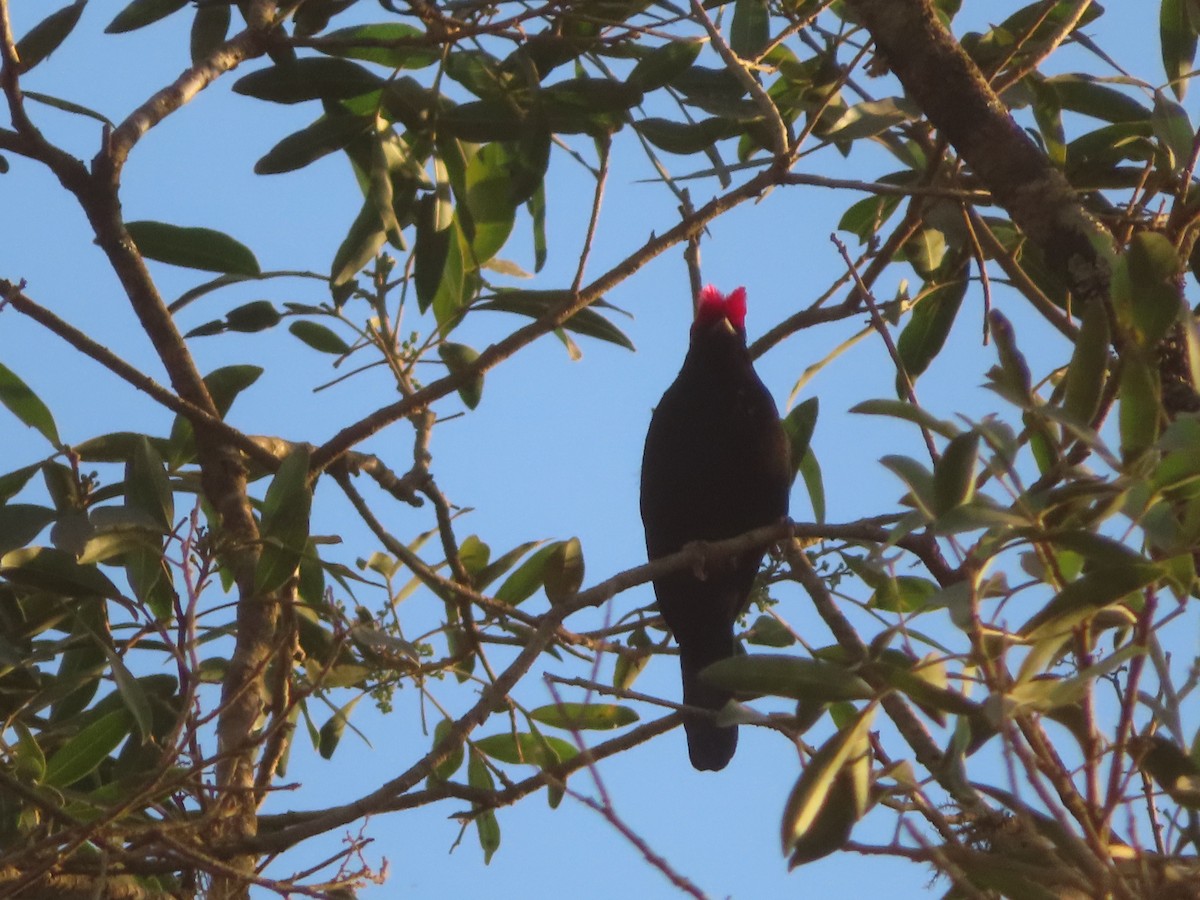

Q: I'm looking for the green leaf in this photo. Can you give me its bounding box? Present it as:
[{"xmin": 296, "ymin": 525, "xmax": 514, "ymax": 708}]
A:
[
  {"xmin": 204, "ymin": 365, "xmax": 262, "ymax": 417},
  {"xmin": 105, "ymin": 0, "xmax": 187, "ymax": 34},
  {"xmin": 319, "ymin": 23, "xmax": 438, "ymax": 69},
  {"xmin": 781, "ymin": 706, "xmax": 874, "ymax": 861},
  {"xmin": 495, "ymin": 544, "xmax": 556, "ymax": 606},
  {"xmin": 124, "ymin": 435, "xmax": 174, "ymax": 533},
  {"xmin": 22, "ymin": 90, "xmax": 114, "ymax": 127},
  {"xmin": 635, "ymin": 116, "xmax": 737, "ymax": 155},
  {"xmin": 783, "ymin": 398, "xmax": 818, "ymax": 480},
  {"xmin": 125, "ymin": 544, "xmax": 173, "ymax": 619},
  {"xmin": 1118, "ymin": 353, "xmax": 1161, "ymax": 461},
  {"xmin": 97, "ymin": 641, "xmax": 153, "ymax": 743},
  {"xmin": 15, "ymin": 0, "xmax": 86, "ymax": 72},
  {"xmin": 798, "ymin": 447, "xmax": 825, "ymax": 524},
  {"xmin": 543, "ymin": 537, "xmax": 584, "ymax": 605},
  {"xmin": 414, "ymin": 190, "xmax": 453, "ymax": 311},
  {"xmin": 330, "ymin": 196, "xmax": 388, "ymax": 287},
  {"xmin": 255, "ymin": 114, "xmax": 373, "ymax": 175},
  {"xmin": 438, "ymin": 342, "xmax": 484, "ymax": 409},
  {"xmin": 701, "ymin": 654, "xmax": 873, "ymax": 702},
  {"xmin": 431, "ymin": 220, "xmax": 468, "ymax": 331},
  {"xmin": 190, "ymin": 2, "xmax": 230, "ymax": 64},
  {"xmin": 125, "ymin": 221, "xmax": 260, "ymax": 276},
  {"xmin": 0, "ymin": 504, "xmax": 55, "ymax": 555},
  {"xmin": 318, "ymin": 696, "xmax": 360, "ymax": 759},
  {"xmin": 473, "ymin": 540, "xmax": 543, "ymax": 592},
  {"xmin": 528, "ymin": 183, "xmax": 547, "ymax": 273},
  {"xmin": 428, "ymin": 717, "xmax": 465, "ymax": 783},
  {"xmin": 541, "ymin": 78, "xmax": 643, "ymax": 135},
  {"xmin": 1028, "ymin": 75, "xmax": 1067, "ymax": 166},
  {"xmin": 849, "ymin": 399, "xmax": 958, "ymax": 438},
  {"xmin": 1152, "ymin": 90, "xmax": 1195, "ymax": 169},
  {"xmin": 1, "ymin": 546, "xmax": 123, "ymax": 598},
  {"xmin": 1062, "ymin": 301, "xmax": 1111, "ymax": 425},
  {"xmin": 627, "ymin": 40, "xmax": 703, "ymax": 92},
  {"xmin": 864, "ymin": 653, "xmax": 977, "ymax": 716},
  {"xmin": 1121, "ymin": 232, "xmax": 1183, "ymax": 346},
  {"xmin": 1046, "ymin": 75, "xmax": 1151, "ymax": 123},
  {"xmin": 529, "ymin": 703, "xmax": 638, "ymax": 731},
  {"xmin": 1162, "ymin": 0, "xmax": 1199, "ymax": 100},
  {"xmin": 785, "ymin": 762, "xmax": 866, "ymax": 867},
  {"xmin": 881, "ymin": 455, "xmax": 936, "ymax": 516},
  {"xmin": 0, "ymin": 362, "xmax": 60, "ymax": 447},
  {"xmin": 232, "ymin": 58, "xmax": 383, "ymax": 104},
  {"xmin": 0, "ymin": 463, "xmax": 42, "ymax": 505},
  {"xmin": 1019, "ymin": 562, "xmax": 1162, "ymax": 639},
  {"xmin": 289, "ymin": 321, "xmax": 351, "ymax": 355},
  {"xmin": 223, "ymin": 300, "xmax": 282, "ymax": 333},
  {"xmin": 44, "ymin": 709, "xmax": 131, "ymax": 787},
  {"xmin": 614, "ymin": 628, "xmax": 651, "ymax": 692},
  {"xmin": 468, "ymin": 750, "xmax": 501, "ymax": 863},
  {"xmin": 823, "ymin": 97, "xmax": 921, "ymax": 142},
  {"xmin": 904, "ymin": 229, "xmax": 947, "ymax": 277},
  {"xmin": 464, "ymin": 143, "xmax": 519, "ymax": 264},
  {"xmin": 895, "ymin": 271, "xmax": 968, "ymax": 391},
  {"xmin": 12, "ymin": 722, "xmax": 46, "ymax": 782},
  {"xmin": 475, "ymin": 293, "xmax": 635, "ymax": 351},
  {"xmin": 730, "ymin": 0, "xmax": 770, "ymax": 59},
  {"xmin": 746, "ymin": 614, "xmax": 796, "ymax": 647},
  {"xmin": 255, "ymin": 448, "xmax": 313, "ymax": 595},
  {"xmin": 474, "ymin": 732, "xmax": 577, "ymax": 767},
  {"xmin": 838, "ymin": 193, "xmax": 903, "ymax": 244},
  {"xmin": 439, "ymin": 100, "xmax": 529, "ymax": 142},
  {"xmin": 167, "ymin": 365, "xmax": 262, "ymax": 467},
  {"xmin": 933, "ymin": 432, "xmax": 979, "ymax": 515},
  {"xmin": 870, "ymin": 574, "xmax": 939, "ymax": 613}
]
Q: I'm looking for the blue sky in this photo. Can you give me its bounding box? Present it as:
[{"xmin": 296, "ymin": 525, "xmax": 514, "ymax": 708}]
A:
[{"xmin": 0, "ymin": 3, "xmax": 1178, "ymax": 897}]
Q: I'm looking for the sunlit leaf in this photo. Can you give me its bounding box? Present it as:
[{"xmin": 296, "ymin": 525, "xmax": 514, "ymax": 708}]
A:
[
  {"xmin": 529, "ymin": 703, "xmax": 638, "ymax": 731},
  {"xmin": 701, "ymin": 654, "xmax": 873, "ymax": 702},
  {"xmin": 474, "ymin": 732, "xmax": 577, "ymax": 767},
  {"xmin": 543, "ymin": 538, "xmax": 584, "ymax": 605}
]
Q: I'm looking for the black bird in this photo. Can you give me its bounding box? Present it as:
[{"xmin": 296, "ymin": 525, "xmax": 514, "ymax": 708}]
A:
[{"xmin": 640, "ymin": 285, "xmax": 791, "ymax": 771}]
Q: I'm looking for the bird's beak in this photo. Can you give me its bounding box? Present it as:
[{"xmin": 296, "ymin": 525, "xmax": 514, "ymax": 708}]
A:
[{"xmin": 721, "ymin": 317, "xmax": 736, "ymax": 335}]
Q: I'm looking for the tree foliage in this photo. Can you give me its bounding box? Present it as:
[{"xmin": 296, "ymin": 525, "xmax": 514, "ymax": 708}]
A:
[{"xmin": 2, "ymin": 0, "xmax": 1200, "ymax": 897}]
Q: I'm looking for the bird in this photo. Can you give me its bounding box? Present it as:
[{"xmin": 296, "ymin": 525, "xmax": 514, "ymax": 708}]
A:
[{"xmin": 640, "ymin": 284, "xmax": 791, "ymax": 771}]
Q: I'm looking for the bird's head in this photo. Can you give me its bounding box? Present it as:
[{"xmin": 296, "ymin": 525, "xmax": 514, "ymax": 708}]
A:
[{"xmin": 692, "ymin": 284, "xmax": 748, "ymax": 340}]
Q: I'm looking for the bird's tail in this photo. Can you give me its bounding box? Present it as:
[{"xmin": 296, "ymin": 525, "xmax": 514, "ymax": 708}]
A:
[{"xmin": 679, "ymin": 643, "xmax": 738, "ymax": 771}]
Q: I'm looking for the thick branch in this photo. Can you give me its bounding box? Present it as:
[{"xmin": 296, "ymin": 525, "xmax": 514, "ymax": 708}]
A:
[{"xmin": 844, "ymin": 0, "xmax": 1112, "ymax": 309}]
